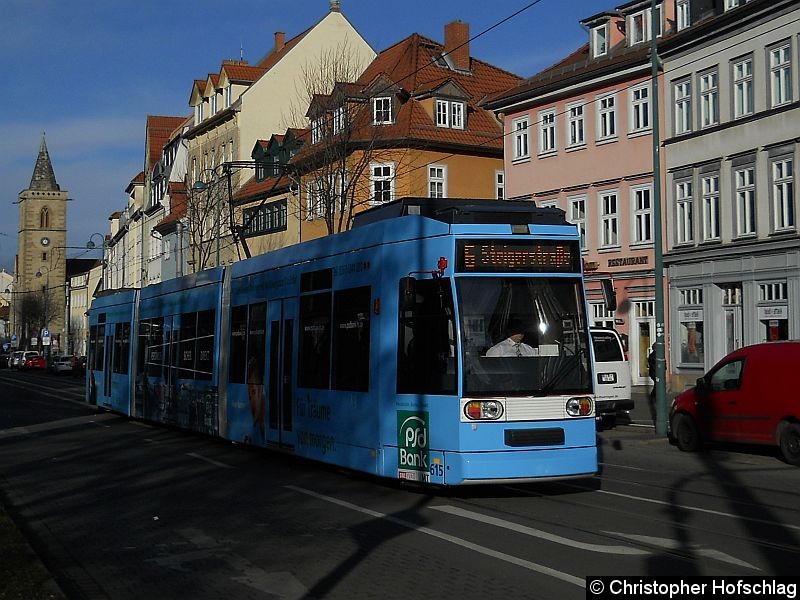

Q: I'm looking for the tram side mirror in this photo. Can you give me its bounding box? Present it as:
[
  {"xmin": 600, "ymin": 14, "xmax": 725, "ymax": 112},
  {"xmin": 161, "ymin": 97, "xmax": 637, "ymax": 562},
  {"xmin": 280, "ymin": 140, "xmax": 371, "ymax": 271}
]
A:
[
  {"xmin": 600, "ymin": 278, "xmax": 617, "ymax": 312},
  {"xmin": 400, "ymin": 277, "xmax": 417, "ymax": 311}
]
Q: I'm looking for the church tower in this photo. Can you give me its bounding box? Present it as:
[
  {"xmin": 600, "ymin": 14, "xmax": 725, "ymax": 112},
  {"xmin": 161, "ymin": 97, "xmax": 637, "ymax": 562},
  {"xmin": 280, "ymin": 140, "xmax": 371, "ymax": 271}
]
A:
[{"xmin": 15, "ymin": 134, "xmax": 68, "ymax": 349}]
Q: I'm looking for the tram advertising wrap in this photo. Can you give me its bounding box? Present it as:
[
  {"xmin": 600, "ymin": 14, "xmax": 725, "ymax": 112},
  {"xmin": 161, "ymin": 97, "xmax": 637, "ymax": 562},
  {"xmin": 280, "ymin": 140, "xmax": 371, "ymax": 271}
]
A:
[{"xmin": 88, "ymin": 198, "xmax": 598, "ymax": 485}]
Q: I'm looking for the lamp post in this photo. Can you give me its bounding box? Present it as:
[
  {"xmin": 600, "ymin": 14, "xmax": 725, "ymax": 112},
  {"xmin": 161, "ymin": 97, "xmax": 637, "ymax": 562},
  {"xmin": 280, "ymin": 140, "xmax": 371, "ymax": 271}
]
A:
[
  {"xmin": 193, "ymin": 168, "xmax": 223, "ymax": 268},
  {"xmin": 35, "ymin": 266, "xmax": 51, "ymax": 362},
  {"xmin": 3, "ymin": 287, "xmax": 15, "ymax": 349},
  {"xmin": 86, "ymin": 233, "xmax": 107, "ymax": 291}
]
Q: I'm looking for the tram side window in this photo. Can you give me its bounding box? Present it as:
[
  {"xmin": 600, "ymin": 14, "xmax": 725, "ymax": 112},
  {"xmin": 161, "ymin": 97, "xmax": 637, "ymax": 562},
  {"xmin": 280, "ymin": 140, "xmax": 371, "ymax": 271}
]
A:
[
  {"xmin": 90, "ymin": 325, "xmax": 105, "ymax": 371},
  {"xmin": 332, "ymin": 287, "xmax": 371, "ymax": 392},
  {"xmin": 179, "ymin": 312, "xmax": 198, "ymax": 379},
  {"xmin": 397, "ymin": 278, "xmax": 457, "ymax": 395},
  {"xmin": 246, "ymin": 303, "xmax": 266, "ymax": 386},
  {"xmin": 145, "ymin": 317, "xmax": 165, "ymax": 378},
  {"xmin": 113, "ymin": 323, "xmax": 130, "ymax": 374},
  {"xmin": 299, "ymin": 292, "xmax": 332, "ymax": 389},
  {"xmin": 196, "ymin": 310, "xmax": 215, "ymax": 381},
  {"xmin": 229, "ymin": 306, "xmax": 248, "ymax": 383},
  {"xmin": 137, "ymin": 321, "xmax": 149, "ymax": 375},
  {"xmin": 179, "ymin": 310, "xmax": 216, "ymax": 381}
]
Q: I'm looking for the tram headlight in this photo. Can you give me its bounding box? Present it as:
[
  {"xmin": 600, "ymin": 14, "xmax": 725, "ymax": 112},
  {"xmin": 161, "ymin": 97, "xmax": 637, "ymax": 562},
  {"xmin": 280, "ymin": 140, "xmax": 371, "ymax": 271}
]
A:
[
  {"xmin": 565, "ymin": 396, "xmax": 593, "ymax": 417},
  {"xmin": 464, "ymin": 400, "xmax": 504, "ymax": 421}
]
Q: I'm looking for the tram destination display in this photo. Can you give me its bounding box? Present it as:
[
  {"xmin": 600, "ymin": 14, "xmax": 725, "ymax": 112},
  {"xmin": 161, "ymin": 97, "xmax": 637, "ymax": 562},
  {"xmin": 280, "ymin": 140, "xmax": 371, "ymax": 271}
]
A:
[{"xmin": 456, "ymin": 239, "xmax": 580, "ymax": 273}]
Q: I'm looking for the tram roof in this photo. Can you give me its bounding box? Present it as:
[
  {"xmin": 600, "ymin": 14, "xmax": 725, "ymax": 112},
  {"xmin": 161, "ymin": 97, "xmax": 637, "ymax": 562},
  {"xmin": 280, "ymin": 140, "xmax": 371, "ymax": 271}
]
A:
[{"xmin": 352, "ymin": 197, "xmax": 567, "ymax": 228}]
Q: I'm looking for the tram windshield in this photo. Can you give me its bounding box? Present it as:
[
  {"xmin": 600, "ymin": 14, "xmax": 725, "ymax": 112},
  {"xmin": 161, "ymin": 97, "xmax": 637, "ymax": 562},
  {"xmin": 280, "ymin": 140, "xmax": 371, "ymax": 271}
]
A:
[{"xmin": 457, "ymin": 277, "xmax": 591, "ymax": 396}]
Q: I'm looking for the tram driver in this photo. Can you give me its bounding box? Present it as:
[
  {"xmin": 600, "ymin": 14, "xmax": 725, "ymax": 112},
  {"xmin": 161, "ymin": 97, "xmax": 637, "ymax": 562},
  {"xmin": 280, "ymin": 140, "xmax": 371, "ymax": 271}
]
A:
[{"xmin": 486, "ymin": 319, "xmax": 536, "ymax": 357}]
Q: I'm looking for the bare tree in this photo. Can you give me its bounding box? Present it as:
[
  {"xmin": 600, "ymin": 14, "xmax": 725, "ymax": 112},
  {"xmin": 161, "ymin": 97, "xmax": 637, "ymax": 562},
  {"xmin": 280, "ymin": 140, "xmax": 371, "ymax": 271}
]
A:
[
  {"xmin": 282, "ymin": 42, "xmax": 414, "ymax": 235},
  {"xmin": 185, "ymin": 175, "xmax": 232, "ymax": 272},
  {"xmin": 17, "ymin": 289, "xmax": 58, "ymax": 349}
]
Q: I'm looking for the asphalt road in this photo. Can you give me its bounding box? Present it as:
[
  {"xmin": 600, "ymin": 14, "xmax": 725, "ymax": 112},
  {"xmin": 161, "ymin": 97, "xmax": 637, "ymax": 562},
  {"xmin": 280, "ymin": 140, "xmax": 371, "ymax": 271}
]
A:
[{"xmin": 1, "ymin": 369, "xmax": 798, "ymax": 599}]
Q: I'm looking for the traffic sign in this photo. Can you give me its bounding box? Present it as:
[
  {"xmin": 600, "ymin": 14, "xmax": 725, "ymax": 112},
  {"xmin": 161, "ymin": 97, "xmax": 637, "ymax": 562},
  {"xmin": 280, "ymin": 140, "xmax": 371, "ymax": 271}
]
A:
[{"xmin": 42, "ymin": 329, "xmax": 51, "ymax": 347}]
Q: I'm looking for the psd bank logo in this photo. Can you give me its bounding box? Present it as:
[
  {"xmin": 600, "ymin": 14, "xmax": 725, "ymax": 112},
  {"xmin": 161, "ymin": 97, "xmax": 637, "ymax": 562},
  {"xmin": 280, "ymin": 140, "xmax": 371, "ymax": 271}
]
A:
[{"xmin": 397, "ymin": 411, "xmax": 430, "ymax": 482}]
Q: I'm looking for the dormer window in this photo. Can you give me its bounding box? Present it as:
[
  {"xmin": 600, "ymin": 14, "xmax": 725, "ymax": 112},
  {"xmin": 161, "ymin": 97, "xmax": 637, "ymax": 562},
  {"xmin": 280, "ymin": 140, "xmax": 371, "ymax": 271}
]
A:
[
  {"xmin": 373, "ymin": 97, "xmax": 393, "ymax": 125},
  {"xmin": 194, "ymin": 103, "xmax": 202, "ymax": 126},
  {"xmin": 592, "ymin": 24, "xmax": 608, "ymax": 58},
  {"xmin": 724, "ymin": 0, "xmax": 742, "ymax": 10},
  {"xmin": 628, "ymin": 5, "xmax": 662, "ymax": 45},
  {"xmin": 332, "ymin": 106, "xmax": 346, "ymax": 135},
  {"xmin": 435, "ymin": 100, "xmax": 465, "ymax": 129},
  {"xmin": 210, "ymin": 95, "xmax": 217, "ymax": 114},
  {"xmin": 225, "ymin": 84, "xmax": 232, "ymax": 108},
  {"xmin": 676, "ymin": 0, "xmax": 690, "ymax": 30},
  {"xmin": 311, "ymin": 117, "xmax": 324, "ymax": 144}
]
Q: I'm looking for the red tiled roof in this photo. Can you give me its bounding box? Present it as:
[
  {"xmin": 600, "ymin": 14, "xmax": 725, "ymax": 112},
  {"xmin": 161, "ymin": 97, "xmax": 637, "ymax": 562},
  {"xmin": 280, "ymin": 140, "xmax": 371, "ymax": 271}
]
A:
[
  {"xmin": 233, "ymin": 174, "xmax": 293, "ymax": 204},
  {"xmin": 221, "ymin": 63, "xmax": 267, "ymax": 83},
  {"xmin": 358, "ymin": 33, "xmax": 521, "ymax": 104},
  {"xmin": 294, "ymin": 32, "xmax": 522, "ymax": 160},
  {"xmin": 146, "ymin": 116, "xmax": 187, "ymax": 169},
  {"xmin": 154, "ymin": 185, "xmax": 188, "ymax": 233}
]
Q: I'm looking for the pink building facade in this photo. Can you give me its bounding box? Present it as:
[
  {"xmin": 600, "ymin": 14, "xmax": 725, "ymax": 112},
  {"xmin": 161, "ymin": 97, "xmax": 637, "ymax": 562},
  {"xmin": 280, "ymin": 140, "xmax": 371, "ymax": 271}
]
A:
[{"xmin": 488, "ymin": 2, "xmax": 672, "ymax": 385}]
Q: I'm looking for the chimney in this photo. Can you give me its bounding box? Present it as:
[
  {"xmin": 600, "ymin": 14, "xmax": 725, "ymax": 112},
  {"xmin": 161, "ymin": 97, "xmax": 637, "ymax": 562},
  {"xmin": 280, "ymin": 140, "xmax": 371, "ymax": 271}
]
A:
[
  {"xmin": 274, "ymin": 31, "xmax": 285, "ymax": 52},
  {"xmin": 330, "ymin": 0, "xmax": 341, "ymax": 12},
  {"xmin": 444, "ymin": 20, "xmax": 470, "ymax": 71}
]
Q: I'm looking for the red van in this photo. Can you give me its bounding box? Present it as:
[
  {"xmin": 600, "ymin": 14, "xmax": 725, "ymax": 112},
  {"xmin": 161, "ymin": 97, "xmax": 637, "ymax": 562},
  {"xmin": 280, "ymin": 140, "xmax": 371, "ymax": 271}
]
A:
[{"xmin": 669, "ymin": 341, "xmax": 800, "ymax": 465}]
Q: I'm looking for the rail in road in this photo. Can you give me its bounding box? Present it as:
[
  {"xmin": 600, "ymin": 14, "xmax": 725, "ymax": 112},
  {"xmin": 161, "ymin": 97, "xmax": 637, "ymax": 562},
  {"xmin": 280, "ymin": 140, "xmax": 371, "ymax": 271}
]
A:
[{"xmin": 0, "ymin": 373, "xmax": 798, "ymax": 599}]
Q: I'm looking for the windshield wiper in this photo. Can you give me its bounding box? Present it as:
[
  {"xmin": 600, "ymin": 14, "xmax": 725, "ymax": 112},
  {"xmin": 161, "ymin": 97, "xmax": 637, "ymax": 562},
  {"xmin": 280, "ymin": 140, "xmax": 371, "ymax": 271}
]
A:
[{"xmin": 538, "ymin": 347, "xmax": 586, "ymax": 396}]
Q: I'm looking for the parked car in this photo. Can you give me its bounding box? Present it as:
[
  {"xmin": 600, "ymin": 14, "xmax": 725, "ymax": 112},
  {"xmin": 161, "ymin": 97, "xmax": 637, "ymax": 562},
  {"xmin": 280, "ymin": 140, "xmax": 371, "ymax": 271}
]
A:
[
  {"xmin": 16, "ymin": 351, "xmax": 40, "ymax": 370},
  {"xmin": 49, "ymin": 355, "xmax": 73, "ymax": 374},
  {"xmin": 670, "ymin": 341, "xmax": 800, "ymax": 465},
  {"xmin": 590, "ymin": 327, "xmax": 633, "ymax": 425},
  {"xmin": 22, "ymin": 354, "xmax": 46, "ymax": 370},
  {"xmin": 10, "ymin": 350, "xmax": 25, "ymax": 369},
  {"xmin": 72, "ymin": 356, "xmax": 87, "ymax": 378}
]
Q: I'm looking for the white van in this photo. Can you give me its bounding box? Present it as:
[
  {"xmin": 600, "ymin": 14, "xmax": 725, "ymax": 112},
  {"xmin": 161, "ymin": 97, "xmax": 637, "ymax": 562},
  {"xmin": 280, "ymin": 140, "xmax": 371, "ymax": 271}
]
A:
[{"xmin": 590, "ymin": 327, "xmax": 632, "ymax": 424}]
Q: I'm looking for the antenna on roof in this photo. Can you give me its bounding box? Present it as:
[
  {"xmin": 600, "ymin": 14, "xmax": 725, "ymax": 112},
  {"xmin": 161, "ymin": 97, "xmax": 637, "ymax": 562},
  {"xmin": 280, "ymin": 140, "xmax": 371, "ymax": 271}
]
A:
[{"xmin": 240, "ymin": 38, "xmax": 244, "ymax": 61}]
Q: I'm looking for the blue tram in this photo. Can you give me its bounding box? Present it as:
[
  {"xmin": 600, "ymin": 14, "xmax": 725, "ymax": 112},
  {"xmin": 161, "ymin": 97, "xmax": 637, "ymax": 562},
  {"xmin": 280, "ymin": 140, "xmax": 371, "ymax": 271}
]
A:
[{"xmin": 88, "ymin": 198, "xmax": 598, "ymax": 485}]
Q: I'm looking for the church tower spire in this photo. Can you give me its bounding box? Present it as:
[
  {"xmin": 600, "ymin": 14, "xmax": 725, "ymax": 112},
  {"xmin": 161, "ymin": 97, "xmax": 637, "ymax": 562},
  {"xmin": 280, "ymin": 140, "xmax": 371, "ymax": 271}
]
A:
[{"xmin": 29, "ymin": 133, "xmax": 60, "ymax": 191}]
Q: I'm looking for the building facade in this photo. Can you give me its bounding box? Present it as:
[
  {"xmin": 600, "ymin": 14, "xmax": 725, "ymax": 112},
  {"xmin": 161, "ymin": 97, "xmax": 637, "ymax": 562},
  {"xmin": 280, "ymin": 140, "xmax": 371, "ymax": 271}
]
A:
[
  {"xmin": 14, "ymin": 136, "xmax": 69, "ymax": 350},
  {"xmin": 661, "ymin": 0, "xmax": 800, "ymax": 389},
  {"xmin": 487, "ymin": 1, "xmax": 673, "ymax": 384}
]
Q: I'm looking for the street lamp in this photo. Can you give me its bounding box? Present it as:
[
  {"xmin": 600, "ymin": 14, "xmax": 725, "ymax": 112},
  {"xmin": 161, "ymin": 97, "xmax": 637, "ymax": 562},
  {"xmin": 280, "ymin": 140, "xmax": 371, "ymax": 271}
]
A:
[
  {"xmin": 86, "ymin": 233, "xmax": 107, "ymax": 291},
  {"xmin": 193, "ymin": 168, "xmax": 224, "ymax": 268},
  {"xmin": 35, "ymin": 266, "xmax": 51, "ymax": 360}
]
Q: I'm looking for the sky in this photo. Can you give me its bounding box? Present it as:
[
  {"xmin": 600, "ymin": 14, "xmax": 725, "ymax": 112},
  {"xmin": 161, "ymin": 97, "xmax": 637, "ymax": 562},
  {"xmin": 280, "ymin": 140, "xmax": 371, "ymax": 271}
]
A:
[{"xmin": 0, "ymin": 0, "xmax": 614, "ymax": 274}]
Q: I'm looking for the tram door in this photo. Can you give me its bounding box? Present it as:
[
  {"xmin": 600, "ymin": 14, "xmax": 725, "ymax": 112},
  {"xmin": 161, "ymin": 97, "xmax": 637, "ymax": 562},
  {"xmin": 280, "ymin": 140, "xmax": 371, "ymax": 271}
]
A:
[
  {"xmin": 266, "ymin": 298, "xmax": 296, "ymax": 448},
  {"xmin": 100, "ymin": 324, "xmax": 113, "ymax": 404}
]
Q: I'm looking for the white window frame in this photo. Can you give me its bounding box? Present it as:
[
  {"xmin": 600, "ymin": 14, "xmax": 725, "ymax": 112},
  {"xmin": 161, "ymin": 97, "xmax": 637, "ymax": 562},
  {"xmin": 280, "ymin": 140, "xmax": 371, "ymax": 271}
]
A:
[
  {"xmin": 676, "ymin": 180, "xmax": 694, "ymax": 244},
  {"xmin": 677, "ymin": 0, "xmax": 690, "ymax": 30},
  {"xmin": 538, "ymin": 109, "xmax": 556, "ymax": 154},
  {"xmin": 769, "ymin": 43, "xmax": 792, "ymax": 108},
  {"xmin": 735, "ymin": 166, "xmax": 756, "ymax": 237},
  {"xmin": 630, "ymin": 84, "xmax": 650, "ymax": 133},
  {"xmin": 512, "ymin": 116, "xmax": 530, "ymax": 160},
  {"xmin": 451, "ymin": 101, "xmax": 464, "ymax": 129},
  {"xmin": 629, "ymin": 11, "xmax": 646, "ymax": 45},
  {"xmin": 631, "ymin": 185, "xmax": 653, "ymax": 244},
  {"xmin": 568, "ymin": 195, "xmax": 587, "ymax": 250},
  {"xmin": 699, "ymin": 70, "xmax": 719, "ymax": 128},
  {"xmin": 674, "ymin": 80, "xmax": 692, "ymax": 135},
  {"xmin": 225, "ymin": 84, "xmax": 232, "ymax": 108},
  {"xmin": 733, "ymin": 57, "xmax": 754, "ymax": 118},
  {"xmin": 370, "ymin": 162, "xmax": 394, "ymax": 204},
  {"xmin": 436, "ymin": 99, "xmax": 449, "ymax": 127},
  {"xmin": 599, "ymin": 191, "xmax": 619, "ymax": 248},
  {"xmin": 724, "ymin": 0, "xmax": 741, "ymax": 10},
  {"xmin": 567, "ymin": 102, "xmax": 585, "ymax": 147},
  {"xmin": 495, "ymin": 171, "xmax": 505, "ymax": 200},
  {"xmin": 210, "ymin": 95, "xmax": 217, "ymax": 114},
  {"xmin": 701, "ymin": 175, "xmax": 720, "ymax": 241},
  {"xmin": 592, "ymin": 24, "xmax": 608, "ymax": 58},
  {"xmin": 597, "ymin": 93, "xmax": 617, "ymax": 141},
  {"xmin": 428, "ymin": 164, "xmax": 447, "ymax": 198},
  {"xmin": 772, "ymin": 157, "xmax": 795, "ymax": 231},
  {"xmin": 373, "ymin": 97, "xmax": 393, "ymax": 125},
  {"xmin": 311, "ymin": 117, "xmax": 323, "ymax": 144},
  {"xmin": 332, "ymin": 106, "xmax": 346, "ymax": 135}
]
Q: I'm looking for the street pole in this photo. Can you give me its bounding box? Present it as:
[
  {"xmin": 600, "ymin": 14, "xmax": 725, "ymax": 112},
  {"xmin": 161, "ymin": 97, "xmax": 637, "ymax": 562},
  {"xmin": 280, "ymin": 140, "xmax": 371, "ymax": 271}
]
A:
[
  {"xmin": 215, "ymin": 181, "xmax": 220, "ymax": 267},
  {"xmin": 651, "ymin": 0, "xmax": 668, "ymax": 436}
]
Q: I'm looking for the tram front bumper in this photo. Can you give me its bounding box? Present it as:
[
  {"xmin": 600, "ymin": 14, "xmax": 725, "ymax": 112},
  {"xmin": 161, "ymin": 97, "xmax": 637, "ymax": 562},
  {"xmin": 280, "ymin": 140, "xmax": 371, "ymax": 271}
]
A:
[{"xmin": 443, "ymin": 444, "xmax": 597, "ymax": 485}]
